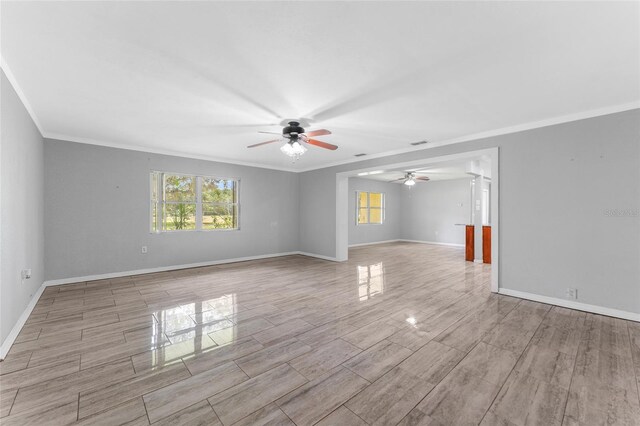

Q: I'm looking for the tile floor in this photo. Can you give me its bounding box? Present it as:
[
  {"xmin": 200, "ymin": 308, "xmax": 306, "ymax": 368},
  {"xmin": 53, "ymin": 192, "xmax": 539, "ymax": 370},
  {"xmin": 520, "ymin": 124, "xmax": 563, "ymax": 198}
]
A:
[{"xmin": 0, "ymin": 242, "xmax": 639, "ymax": 425}]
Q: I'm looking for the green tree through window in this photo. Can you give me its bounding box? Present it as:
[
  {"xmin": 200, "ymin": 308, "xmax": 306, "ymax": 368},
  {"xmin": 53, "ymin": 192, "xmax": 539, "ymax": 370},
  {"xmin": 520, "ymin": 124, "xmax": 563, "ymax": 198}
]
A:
[{"xmin": 151, "ymin": 172, "xmax": 239, "ymax": 232}]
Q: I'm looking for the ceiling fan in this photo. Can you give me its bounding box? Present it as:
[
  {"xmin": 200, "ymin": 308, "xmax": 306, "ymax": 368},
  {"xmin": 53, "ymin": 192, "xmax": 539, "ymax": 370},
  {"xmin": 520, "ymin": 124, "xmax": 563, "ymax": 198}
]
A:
[
  {"xmin": 389, "ymin": 172, "xmax": 430, "ymax": 186},
  {"xmin": 247, "ymin": 121, "xmax": 337, "ymax": 160}
]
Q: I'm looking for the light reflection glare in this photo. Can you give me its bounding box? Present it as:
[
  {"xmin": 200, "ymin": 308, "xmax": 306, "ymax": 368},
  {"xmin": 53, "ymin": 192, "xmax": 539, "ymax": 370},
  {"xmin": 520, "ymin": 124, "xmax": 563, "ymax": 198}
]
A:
[
  {"xmin": 358, "ymin": 262, "xmax": 384, "ymax": 301},
  {"xmin": 406, "ymin": 317, "xmax": 417, "ymax": 327},
  {"xmin": 150, "ymin": 293, "xmax": 238, "ymax": 370}
]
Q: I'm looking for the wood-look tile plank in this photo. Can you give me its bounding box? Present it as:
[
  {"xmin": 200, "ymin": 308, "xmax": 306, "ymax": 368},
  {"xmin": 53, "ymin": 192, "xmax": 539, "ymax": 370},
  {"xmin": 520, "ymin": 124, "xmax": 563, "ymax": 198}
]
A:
[
  {"xmin": 482, "ymin": 322, "xmax": 537, "ymax": 354},
  {"xmin": 346, "ymin": 367, "xmax": 434, "ymax": 425},
  {"xmin": 412, "ymin": 365, "xmax": 502, "ymax": 425},
  {"xmin": 1, "ymin": 356, "xmax": 80, "ymax": 392},
  {"xmin": 144, "ymin": 361, "xmax": 247, "ymax": 423},
  {"xmin": 10, "ymin": 358, "xmax": 135, "ymax": 415},
  {"xmin": 277, "ymin": 367, "xmax": 369, "ymax": 426},
  {"xmin": 81, "ymin": 315, "xmax": 156, "ymax": 339},
  {"xmin": 290, "ymin": 320, "xmax": 358, "ymax": 349},
  {"xmin": 207, "ymin": 317, "xmax": 273, "ymax": 345},
  {"xmin": 27, "ymin": 331, "xmax": 126, "ymax": 367},
  {"xmin": 152, "ymin": 400, "xmax": 221, "ymax": 426},
  {"xmin": 341, "ymin": 318, "xmax": 399, "ymax": 350},
  {"xmin": 346, "ymin": 340, "xmax": 464, "ymax": 425},
  {"xmin": 183, "ymin": 337, "xmax": 264, "ymax": 375},
  {"xmin": 315, "ymin": 406, "xmax": 367, "ymax": 426},
  {"xmin": 572, "ymin": 343, "xmax": 638, "ymax": 395},
  {"xmin": 252, "ymin": 319, "xmax": 314, "ymax": 345},
  {"xmin": 78, "ymin": 362, "xmax": 190, "ymax": 419},
  {"xmin": 564, "ymin": 380, "xmax": 640, "ymax": 425},
  {"xmin": 456, "ymin": 341, "xmax": 519, "ymax": 385},
  {"xmin": 235, "ymin": 338, "xmax": 311, "ymax": 377},
  {"xmin": 231, "ymin": 402, "xmax": 294, "ymax": 426},
  {"xmin": 0, "ymin": 393, "xmax": 78, "ymax": 426},
  {"xmin": 8, "ymin": 329, "xmax": 82, "ymax": 356},
  {"xmin": 0, "ymin": 389, "xmax": 17, "ymax": 418},
  {"xmin": 581, "ymin": 314, "xmax": 632, "ymax": 357},
  {"xmin": 209, "ymin": 363, "xmax": 307, "ymax": 425},
  {"xmin": 486, "ymin": 371, "xmax": 568, "ymax": 426},
  {"xmin": 131, "ymin": 335, "xmax": 218, "ymax": 373},
  {"xmin": 80, "ymin": 332, "xmax": 171, "ymax": 369},
  {"xmin": 288, "ymin": 338, "xmax": 361, "ymax": 380},
  {"xmin": 343, "ymin": 339, "xmax": 412, "ymax": 382},
  {"xmin": 74, "ymin": 397, "xmax": 149, "ymax": 426},
  {"xmin": 514, "ymin": 344, "xmax": 575, "ymax": 390},
  {"xmin": 0, "ymin": 352, "xmax": 32, "ymax": 376}
]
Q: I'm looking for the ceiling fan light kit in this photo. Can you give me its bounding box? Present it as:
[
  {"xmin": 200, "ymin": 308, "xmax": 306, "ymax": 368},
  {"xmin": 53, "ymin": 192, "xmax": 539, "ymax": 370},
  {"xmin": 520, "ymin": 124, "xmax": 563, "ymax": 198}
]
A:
[
  {"xmin": 404, "ymin": 178, "xmax": 417, "ymax": 186},
  {"xmin": 280, "ymin": 138, "xmax": 307, "ymax": 159}
]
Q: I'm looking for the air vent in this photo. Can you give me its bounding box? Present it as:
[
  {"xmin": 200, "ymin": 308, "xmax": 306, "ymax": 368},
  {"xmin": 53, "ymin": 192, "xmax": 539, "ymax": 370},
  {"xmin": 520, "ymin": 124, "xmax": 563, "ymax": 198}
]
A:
[
  {"xmin": 354, "ymin": 153, "xmax": 367, "ymax": 157},
  {"xmin": 410, "ymin": 140, "xmax": 429, "ymax": 146}
]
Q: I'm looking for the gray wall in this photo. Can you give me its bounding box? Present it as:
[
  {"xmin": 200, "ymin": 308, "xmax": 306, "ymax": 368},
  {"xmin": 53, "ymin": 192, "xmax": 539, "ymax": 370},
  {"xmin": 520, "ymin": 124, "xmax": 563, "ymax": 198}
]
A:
[
  {"xmin": 299, "ymin": 110, "xmax": 640, "ymax": 314},
  {"xmin": 1, "ymin": 70, "xmax": 45, "ymax": 345},
  {"xmin": 348, "ymin": 177, "xmax": 401, "ymax": 245},
  {"xmin": 44, "ymin": 140, "xmax": 300, "ymax": 280},
  {"xmin": 400, "ymin": 178, "xmax": 472, "ymax": 245}
]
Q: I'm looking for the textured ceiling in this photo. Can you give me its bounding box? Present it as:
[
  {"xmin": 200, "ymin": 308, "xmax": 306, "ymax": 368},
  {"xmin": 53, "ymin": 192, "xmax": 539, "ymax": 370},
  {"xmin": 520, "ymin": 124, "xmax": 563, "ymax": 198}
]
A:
[{"xmin": 2, "ymin": 1, "xmax": 638, "ymax": 171}]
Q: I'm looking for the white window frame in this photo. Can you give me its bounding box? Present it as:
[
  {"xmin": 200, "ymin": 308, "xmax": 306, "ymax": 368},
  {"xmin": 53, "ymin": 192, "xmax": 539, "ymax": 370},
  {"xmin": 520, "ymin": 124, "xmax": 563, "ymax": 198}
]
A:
[
  {"xmin": 150, "ymin": 171, "xmax": 240, "ymax": 233},
  {"xmin": 356, "ymin": 191, "xmax": 385, "ymax": 225}
]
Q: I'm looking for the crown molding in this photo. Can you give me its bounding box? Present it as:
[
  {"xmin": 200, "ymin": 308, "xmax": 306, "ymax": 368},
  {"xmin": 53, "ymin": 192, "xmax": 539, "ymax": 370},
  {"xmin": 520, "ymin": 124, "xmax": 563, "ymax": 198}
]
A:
[
  {"xmin": 43, "ymin": 133, "xmax": 299, "ymax": 173},
  {"xmin": 44, "ymin": 100, "xmax": 640, "ymax": 174},
  {"xmin": 295, "ymin": 101, "xmax": 640, "ymax": 172},
  {"xmin": 0, "ymin": 57, "xmax": 45, "ymax": 136}
]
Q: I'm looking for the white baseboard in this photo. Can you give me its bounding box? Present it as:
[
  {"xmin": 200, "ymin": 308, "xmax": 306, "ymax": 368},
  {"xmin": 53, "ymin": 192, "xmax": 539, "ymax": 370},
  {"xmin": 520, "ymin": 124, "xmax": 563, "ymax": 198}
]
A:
[
  {"xmin": 43, "ymin": 251, "xmax": 302, "ymax": 286},
  {"xmin": 296, "ymin": 251, "xmax": 339, "ymax": 262},
  {"xmin": 498, "ymin": 288, "xmax": 640, "ymax": 322},
  {"xmin": 399, "ymin": 239, "xmax": 465, "ymax": 248},
  {"xmin": 0, "ymin": 282, "xmax": 46, "ymax": 360},
  {"xmin": 348, "ymin": 239, "xmax": 401, "ymax": 248}
]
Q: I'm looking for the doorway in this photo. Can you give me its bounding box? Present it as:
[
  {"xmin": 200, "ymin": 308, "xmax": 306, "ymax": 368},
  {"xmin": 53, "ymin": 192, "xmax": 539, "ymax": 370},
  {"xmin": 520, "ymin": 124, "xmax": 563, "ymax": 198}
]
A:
[{"xmin": 336, "ymin": 147, "xmax": 499, "ymax": 292}]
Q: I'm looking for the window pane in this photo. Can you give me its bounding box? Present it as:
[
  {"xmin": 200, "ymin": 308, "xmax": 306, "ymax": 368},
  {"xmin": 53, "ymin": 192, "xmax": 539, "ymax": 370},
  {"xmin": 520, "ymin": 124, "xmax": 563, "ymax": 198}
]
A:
[
  {"xmin": 164, "ymin": 175, "xmax": 196, "ymax": 202},
  {"xmin": 151, "ymin": 203, "xmax": 158, "ymax": 232},
  {"xmin": 163, "ymin": 203, "xmax": 196, "ymax": 230},
  {"xmin": 358, "ymin": 208, "xmax": 369, "ymax": 224},
  {"xmin": 358, "ymin": 192, "xmax": 368, "ymax": 208},
  {"xmin": 370, "ymin": 208, "xmax": 383, "ymax": 224},
  {"xmin": 202, "ymin": 178, "xmax": 236, "ymax": 203},
  {"xmin": 151, "ymin": 172, "xmax": 159, "ymax": 201},
  {"xmin": 203, "ymin": 203, "xmax": 237, "ymax": 229},
  {"xmin": 369, "ymin": 192, "xmax": 382, "ymax": 208}
]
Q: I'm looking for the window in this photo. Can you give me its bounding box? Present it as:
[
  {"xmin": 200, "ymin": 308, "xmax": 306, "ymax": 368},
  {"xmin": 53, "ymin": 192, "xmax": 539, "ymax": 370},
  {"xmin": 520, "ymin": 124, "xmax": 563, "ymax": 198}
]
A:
[
  {"xmin": 151, "ymin": 172, "xmax": 239, "ymax": 232},
  {"xmin": 357, "ymin": 191, "xmax": 384, "ymax": 224}
]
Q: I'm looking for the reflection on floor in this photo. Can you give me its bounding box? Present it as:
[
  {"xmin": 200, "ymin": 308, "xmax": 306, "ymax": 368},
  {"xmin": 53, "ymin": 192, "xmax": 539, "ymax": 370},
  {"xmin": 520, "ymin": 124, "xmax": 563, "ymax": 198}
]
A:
[{"xmin": 1, "ymin": 242, "xmax": 639, "ymax": 425}]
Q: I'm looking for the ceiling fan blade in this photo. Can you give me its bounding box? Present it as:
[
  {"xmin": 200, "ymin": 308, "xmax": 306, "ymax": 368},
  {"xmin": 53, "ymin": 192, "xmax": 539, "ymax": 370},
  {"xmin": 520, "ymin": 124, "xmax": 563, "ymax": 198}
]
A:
[
  {"xmin": 305, "ymin": 129, "xmax": 332, "ymax": 137},
  {"xmin": 416, "ymin": 177, "xmax": 431, "ymax": 181},
  {"xmin": 247, "ymin": 139, "xmax": 280, "ymax": 148},
  {"xmin": 258, "ymin": 131, "xmax": 282, "ymax": 135},
  {"xmin": 388, "ymin": 178, "xmax": 405, "ymax": 183},
  {"xmin": 306, "ymin": 138, "xmax": 338, "ymax": 151}
]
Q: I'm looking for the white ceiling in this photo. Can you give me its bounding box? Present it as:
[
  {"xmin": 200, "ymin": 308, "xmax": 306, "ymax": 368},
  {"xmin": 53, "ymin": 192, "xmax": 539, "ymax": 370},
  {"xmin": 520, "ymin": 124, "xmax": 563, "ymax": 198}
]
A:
[{"xmin": 2, "ymin": 1, "xmax": 638, "ymax": 171}]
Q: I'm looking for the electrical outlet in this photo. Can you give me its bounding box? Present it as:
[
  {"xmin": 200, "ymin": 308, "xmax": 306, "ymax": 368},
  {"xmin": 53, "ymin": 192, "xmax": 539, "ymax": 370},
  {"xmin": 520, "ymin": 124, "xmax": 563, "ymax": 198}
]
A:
[
  {"xmin": 22, "ymin": 269, "xmax": 32, "ymax": 280},
  {"xmin": 565, "ymin": 288, "xmax": 577, "ymax": 300},
  {"xmin": 141, "ymin": 246, "xmax": 148, "ymax": 254}
]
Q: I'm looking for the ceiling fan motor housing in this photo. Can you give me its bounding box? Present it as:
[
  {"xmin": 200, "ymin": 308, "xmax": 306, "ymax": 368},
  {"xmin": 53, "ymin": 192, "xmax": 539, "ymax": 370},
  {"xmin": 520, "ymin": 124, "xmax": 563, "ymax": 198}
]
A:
[{"xmin": 283, "ymin": 121, "xmax": 304, "ymax": 138}]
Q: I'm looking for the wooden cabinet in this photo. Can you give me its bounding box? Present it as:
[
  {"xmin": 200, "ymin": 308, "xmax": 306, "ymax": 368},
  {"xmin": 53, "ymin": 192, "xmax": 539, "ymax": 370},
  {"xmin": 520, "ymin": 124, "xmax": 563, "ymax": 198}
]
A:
[{"xmin": 482, "ymin": 226, "xmax": 491, "ymax": 264}]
